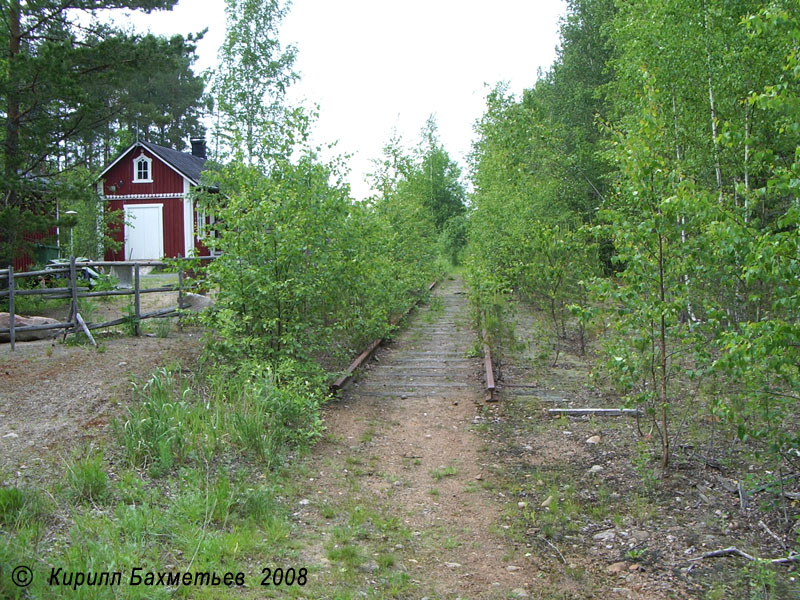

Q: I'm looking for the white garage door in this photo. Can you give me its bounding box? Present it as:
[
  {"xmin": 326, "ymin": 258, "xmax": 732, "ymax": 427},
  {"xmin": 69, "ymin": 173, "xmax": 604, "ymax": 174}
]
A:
[{"xmin": 124, "ymin": 204, "xmax": 164, "ymax": 260}]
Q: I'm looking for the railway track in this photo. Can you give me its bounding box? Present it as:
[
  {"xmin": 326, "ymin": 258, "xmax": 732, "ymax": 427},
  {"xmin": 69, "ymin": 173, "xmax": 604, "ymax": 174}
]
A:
[{"xmin": 333, "ymin": 276, "xmax": 497, "ymax": 401}]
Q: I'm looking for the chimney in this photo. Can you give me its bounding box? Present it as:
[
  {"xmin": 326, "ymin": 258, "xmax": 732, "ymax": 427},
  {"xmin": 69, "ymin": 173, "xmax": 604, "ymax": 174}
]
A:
[{"xmin": 190, "ymin": 137, "xmax": 207, "ymax": 159}]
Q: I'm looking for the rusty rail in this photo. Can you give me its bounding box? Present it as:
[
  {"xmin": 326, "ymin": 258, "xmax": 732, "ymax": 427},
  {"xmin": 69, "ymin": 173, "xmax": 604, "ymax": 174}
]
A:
[
  {"xmin": 331, "ymin": 279, "xmax": 439, "ymax": 392},
  {"xmin": 481, "ymin": 317, "xmax": 497, "ymax": 402}
]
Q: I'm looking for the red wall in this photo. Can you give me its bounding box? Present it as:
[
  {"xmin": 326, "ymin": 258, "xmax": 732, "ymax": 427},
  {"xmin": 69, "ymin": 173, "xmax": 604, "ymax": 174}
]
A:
[
  {"xmin": 105, "ymin": 197, "xmax": 186, "ymax": 260},
  {"xmin": 11, "ymin": 227, "xmax": 58, "ymax": 271}
]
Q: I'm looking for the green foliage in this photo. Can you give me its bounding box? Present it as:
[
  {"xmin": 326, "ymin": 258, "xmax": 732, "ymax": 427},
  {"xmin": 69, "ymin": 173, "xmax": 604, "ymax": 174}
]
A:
[
  {"xmin": 116, "ymin": 364, "xmax": 326, "ymax": 474},
  {"xmin": 65, "ymin": 448, "xmax": 110, "ymax": 504},
  {"xmin": 0, "ymin": 1, "xmax": 208, "ymax": 267},
  {"xmin": 408, "ymin": 116, "xmax": 467, "ymax": 233},
  {"xmin": 56, "ymin": 169, "xmax": 123, "ymax": 260},
  {"xmin": 438, "ymin": 214, "xmax": 467, "ymax": 266},
  {"xmin": 117, "ymin": 367, "xmax": 191, "ymax": 475},
  {"xmin": 216, "ymin": 362, "xmax": 325, "ymax": 469},
  {"xmin": 429, "ymin": 464, "xmax": 458, "ymax": 481},
  {"xmin": 198, "ymin": 140, "xmax": 440, "ymax": 375},
  {"xmin": 210, "ymin": 0, "xmax": 298, "ymax": 164},
  {"xmin": 465, "ymin": 0, "xmax": 800, "ymax": 483},
  {"xmin": 465, "ymin": 82, "xmax": 601, "ymax": 355},
  {"xmin": 0, "ymin": 486, "xmax": 47, "ymax": 530},
  {"xmin": 0, "ymin": 206, "xmax": 54, "ymax": 270}
]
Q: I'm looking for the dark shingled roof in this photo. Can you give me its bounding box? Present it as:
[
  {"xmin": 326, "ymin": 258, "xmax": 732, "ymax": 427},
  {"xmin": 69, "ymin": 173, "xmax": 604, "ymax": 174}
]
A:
[{"xmin": 139, "ymin": 141, "xmax": 206, "ymax": 184}]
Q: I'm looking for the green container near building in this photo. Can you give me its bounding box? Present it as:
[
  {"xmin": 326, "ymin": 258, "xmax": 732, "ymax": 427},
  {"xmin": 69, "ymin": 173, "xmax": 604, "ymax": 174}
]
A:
[{"xmin": 34, "ymin": 244, "xmax": 60, "ymax": 264}]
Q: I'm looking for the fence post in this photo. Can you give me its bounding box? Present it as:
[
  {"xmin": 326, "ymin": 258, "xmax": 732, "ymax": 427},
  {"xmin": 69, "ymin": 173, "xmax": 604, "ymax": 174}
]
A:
[
  {"xmin": 8, "ymin": 265, "xmax": 15, "ymax": 351},
  {"xmin": 134, "ymin": 263, "xmax": 141, "ymax": 336},
  {"xmin": 69, "ymin": 256, "xmax": 78, "ymax": 330},
  {"xmin": 177, "ymin": 255, "xmax": 184, "ymax": 332}
]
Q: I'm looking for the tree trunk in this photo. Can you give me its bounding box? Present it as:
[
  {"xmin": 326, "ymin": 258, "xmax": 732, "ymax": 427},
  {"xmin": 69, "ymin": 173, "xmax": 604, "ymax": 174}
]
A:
[
  {"xmin": 703, "ymin": 3, "xmax": 723, "ymax": 201},
  {"xmin": 4, "ymin": 0, "xmax": 22, "ymax": 207},
  {"xmin": 657, "ymin": 229, "xmax": 670, "ymax": 470}
]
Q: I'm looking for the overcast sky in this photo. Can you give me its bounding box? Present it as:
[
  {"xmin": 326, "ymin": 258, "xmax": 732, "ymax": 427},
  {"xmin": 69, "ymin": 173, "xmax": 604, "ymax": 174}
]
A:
[{"xmin": 122, "ymin": 0, "xmax": 567, "ymax": 199}]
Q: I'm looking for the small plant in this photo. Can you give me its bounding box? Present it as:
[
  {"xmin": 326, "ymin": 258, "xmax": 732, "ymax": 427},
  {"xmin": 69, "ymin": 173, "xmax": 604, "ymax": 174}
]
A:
[
  {"xmin": 76, "ymin": 298, "xmax": 97, "ymax": 321},
  {"xmin": 625, "ymin": 547, "xmax": 647, "ymax": 561},
  {"xmin": 377, "ymin": 553, "xmax": 396, "ymax": 569},
  {"xmin": 443, "ymin": 536, "xmax": 461, "ymax": 549},
  {"xmin": 359, "ymin": 428, "xmax": 376, "ymax": 444},
  {"xmin": 327, "ymin": 544, "xmax": 363, "ymax": 568},
  {"xmin": 632, "ymin": 441, "xmax": 659, "ymax": 493},
  {"xmin": 429, "ymin": 464, "xmax": 458, "ymax": 481},
  {"xmin": 65, "ymin": 447, "xmax": 109, "ymax": 503},
  {"xmin": 122, "ymin": 299, "xmax": 139, "ymax": 336},
  {"xmin": 0, "ymin": 486, "xmax": 46, "ymax": 529},
  {"xmin": 465, "ymin": 340, "xmax": 482, "ymax": 358},
  {"xmin": 115, "ymin": 368, "xmax": 190, "ymax": 475},
  {"xmin": 154, "ymin": 317, "xmax": 171, "ymax": 338},
  {"xmin": 741, "ymin": 559, "xmax": 777, "ymax": 600}
]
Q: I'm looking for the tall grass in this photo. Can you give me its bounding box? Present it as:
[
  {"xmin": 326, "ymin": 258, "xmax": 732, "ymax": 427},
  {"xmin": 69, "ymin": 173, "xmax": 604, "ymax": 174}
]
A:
[
  {"xmin": 115, "ymin": 365, "xmax": 324, "ymax": 475},
  {"xmin": 65, "ymin": 447, "xmax": 110, "ymax": 503}
]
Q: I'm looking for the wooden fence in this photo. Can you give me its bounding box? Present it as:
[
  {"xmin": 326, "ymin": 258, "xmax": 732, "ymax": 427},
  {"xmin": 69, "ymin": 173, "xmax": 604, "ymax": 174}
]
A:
[{"xmin": 0, "ymin": 256, "xmax": 212, "ymax": 351}]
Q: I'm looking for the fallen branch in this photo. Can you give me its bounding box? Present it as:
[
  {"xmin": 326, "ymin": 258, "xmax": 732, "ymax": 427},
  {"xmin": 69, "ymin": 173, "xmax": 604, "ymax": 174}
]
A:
[
  {"xmin": 688, "ymin": 546, "xmax": 800, "ymax": 565},
  {"xmin": 548, "ymin": 408, "xmax": 642, "ymax": 417},
  {"xmin": 540, "ymin": 536, "xmax": 566, "ymax": 564},
  {"xmin": 738, "ymin": 481, "xmax": 749, "ymax": 512},
  {"xmin": 759, "ymin": 520, "xmax": 788, "ymax": 552}
]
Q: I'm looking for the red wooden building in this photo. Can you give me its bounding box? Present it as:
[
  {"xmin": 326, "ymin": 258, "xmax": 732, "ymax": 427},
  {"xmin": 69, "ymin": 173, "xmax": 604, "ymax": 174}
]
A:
[{"xmin": 98, "ymin": 138, "xmax": 214, "ymax": 261}]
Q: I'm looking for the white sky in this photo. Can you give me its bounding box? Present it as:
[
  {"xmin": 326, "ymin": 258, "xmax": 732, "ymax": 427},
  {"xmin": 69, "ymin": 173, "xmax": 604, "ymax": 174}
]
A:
[{"xmin": 121, "ymin": 0, "xmax": 566, "ymax": 199}]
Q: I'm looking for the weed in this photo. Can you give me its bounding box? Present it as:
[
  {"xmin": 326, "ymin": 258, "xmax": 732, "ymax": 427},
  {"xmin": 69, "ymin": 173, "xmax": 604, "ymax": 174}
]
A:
[
  {"xmin": 65, "ymin": 447, "xmax": 110, "ymax": 503},
  {"xmin": 115, "ymin": 368, "xmax": 190, "ymax": 475},
  {"xmin": 465, "ymin": 340, "xmax": 482, "ymax": 358},
  {"xmin": 154, "ymin": 317, "xmax": 171, "ymax": 338},
  {"xmin": 429, "ymin": 464, "xmax": 458, "ymax": 481},
  {"xmin": 327, "ymin": 544, "xmax": 363, "ymax": 568},
  {"xmin": 122, "ymin": 299, "xmax": 139, "ymax": 336},
  {"xmin": 632, "ymin": 441, "xmax": 659, "ymax": 493},
  {"xmin": 377, "ymin": 553, "xmax": 396, "ymax": 569},
  {"xmin": 386, "ymin": 570, "xmax": 412, "ymax": 595},
  {"xmin": 443, "ymin": 536, "xmax": 461, "ymax": 549},
  {"xmin": 0, "ymin": 486, "xmax": 47, "ymax": 529},
  {"xmin": 740, "ymin": 560, "xmax": 778, "ymax": 600},
  {"xmin": 625, "ymin": 547, "xmax": 647, "ymax": 561},
  {"xmin": 116, "ymin": 470, "xmax": 148, "ymax": 504},
  {"xmin": 360, "ymin": 428, "xmax": 376, "ymax": 444}
]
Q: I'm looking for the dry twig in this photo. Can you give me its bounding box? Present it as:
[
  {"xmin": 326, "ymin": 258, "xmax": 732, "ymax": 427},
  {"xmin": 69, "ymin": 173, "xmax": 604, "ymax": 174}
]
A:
[{"xmin": 688, "ymin": 546, "xmax": 800, "ymax": 565}]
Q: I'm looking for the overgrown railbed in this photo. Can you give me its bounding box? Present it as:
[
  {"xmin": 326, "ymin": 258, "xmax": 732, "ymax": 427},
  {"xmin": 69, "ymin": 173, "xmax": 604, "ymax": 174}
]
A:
[
  {"xmin": 476, "ymin": 298, "xmax": 799, "ymax": 599},
  {"xmin": 1, "ymin": 141, "xmax": 450, "ymax": 598}
]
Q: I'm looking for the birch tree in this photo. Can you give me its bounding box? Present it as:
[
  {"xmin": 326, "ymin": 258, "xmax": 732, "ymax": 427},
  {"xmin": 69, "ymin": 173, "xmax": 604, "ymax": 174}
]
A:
[{"xmin": 211, "ymin": 0, "xmax": 299, "ymax": 165}]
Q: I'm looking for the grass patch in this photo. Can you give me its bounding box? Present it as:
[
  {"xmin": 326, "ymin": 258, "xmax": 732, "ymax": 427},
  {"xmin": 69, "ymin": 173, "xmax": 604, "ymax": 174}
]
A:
[
  {"xmin": 64, "ymin": 446, "xmax": 110, "ymax": 504},
  {"xmin": 0, "ymin": 485, "xmax": 48, "ymax": 529},
  {"xmin": 429, "ymin": 464, "xmax": 458, "ymax": 481}
]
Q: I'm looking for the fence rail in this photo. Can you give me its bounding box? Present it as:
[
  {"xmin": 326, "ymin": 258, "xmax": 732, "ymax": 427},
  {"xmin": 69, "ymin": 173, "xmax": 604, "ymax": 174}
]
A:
[{"xmin": 1, "ymin": 256, "xmax": 213, "ymax": 351}]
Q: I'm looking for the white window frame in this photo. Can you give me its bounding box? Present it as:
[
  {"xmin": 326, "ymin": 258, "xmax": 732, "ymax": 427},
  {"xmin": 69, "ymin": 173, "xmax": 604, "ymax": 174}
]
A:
[{"xmin": 132, "ymin": 154, "xmax": 153, "ymax": 183}]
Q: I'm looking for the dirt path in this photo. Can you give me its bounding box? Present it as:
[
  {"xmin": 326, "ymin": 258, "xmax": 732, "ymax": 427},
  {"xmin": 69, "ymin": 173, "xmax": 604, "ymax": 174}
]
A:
[
  {"xmin": 293, "ymin": 277, "xmax": 533, "ymax": 599},
  {"xmin": 0, "ymin": 330, "xmax": 202, "ymax": 476}
]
